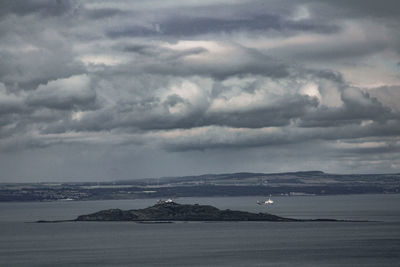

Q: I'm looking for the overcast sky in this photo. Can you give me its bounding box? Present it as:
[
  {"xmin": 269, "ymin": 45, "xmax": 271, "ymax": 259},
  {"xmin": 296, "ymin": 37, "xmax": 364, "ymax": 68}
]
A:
[{"xmin": 1, "ymin": 0, "xmax": 400, "ymax": 182}]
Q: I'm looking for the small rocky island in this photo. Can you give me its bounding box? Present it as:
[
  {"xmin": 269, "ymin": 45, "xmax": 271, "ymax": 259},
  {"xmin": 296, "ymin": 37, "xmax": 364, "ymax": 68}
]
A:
[
  {"xmin": 75, "ymin": 202, "xmax": 297, "ymax": 222},
  {"xmin": 37, "ymin": 201, "xmax": 357, "ymax": 223}
]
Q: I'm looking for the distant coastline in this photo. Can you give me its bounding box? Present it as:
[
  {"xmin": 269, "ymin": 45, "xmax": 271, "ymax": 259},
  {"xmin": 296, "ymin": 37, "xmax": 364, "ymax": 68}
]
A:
[{"xmin": 2, "ymin": 171, "xmax": 399, "ymax": 202}]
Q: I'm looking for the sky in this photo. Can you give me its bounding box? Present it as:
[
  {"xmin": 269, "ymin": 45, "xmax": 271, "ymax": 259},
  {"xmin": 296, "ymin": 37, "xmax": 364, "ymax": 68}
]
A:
[{"xmin": 0, "ymin": 0, "xmax": 400, "ymax": 182}]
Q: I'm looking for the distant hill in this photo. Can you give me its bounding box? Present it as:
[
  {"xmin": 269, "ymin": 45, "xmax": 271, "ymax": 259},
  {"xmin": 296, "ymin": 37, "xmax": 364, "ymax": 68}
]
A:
[{"xmin": 1, "ymin": 171, "xmax": 399, "ymax": 201}]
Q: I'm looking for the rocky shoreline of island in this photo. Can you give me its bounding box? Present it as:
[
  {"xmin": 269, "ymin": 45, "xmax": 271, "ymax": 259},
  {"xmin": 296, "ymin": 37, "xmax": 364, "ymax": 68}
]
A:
[{"xmin": 36, "ymin": 202, "xmax": 370, "ymax": 223}]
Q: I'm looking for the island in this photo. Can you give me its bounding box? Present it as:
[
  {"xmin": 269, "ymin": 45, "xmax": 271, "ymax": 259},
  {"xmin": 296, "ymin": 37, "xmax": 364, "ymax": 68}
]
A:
[
  {"xmin": 37, "ymin": 201, "xmax": 357, "ymax": 223},
  {"xmin": 75, "ymin": 202, "xmax": 297, "ymax": 222}
]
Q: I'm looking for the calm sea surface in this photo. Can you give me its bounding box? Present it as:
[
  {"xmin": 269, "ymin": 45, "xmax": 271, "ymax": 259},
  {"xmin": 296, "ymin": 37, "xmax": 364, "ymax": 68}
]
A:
[{"xmin": 1, "ymin": 194, "xmax": 399, "ymax": 266}]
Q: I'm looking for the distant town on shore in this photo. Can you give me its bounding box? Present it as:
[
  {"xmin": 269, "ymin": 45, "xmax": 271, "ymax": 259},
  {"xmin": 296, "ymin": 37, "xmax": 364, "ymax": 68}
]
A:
[{"xmin": 1, "ymin": 171, "xmax": 399, "ymax": 202}]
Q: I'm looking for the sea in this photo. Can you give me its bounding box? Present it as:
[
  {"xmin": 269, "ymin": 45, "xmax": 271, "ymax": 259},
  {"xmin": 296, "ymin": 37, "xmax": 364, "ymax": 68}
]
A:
[{"xmin": 0, "ymin": 194, "xmax": 399, "ymax": 266}]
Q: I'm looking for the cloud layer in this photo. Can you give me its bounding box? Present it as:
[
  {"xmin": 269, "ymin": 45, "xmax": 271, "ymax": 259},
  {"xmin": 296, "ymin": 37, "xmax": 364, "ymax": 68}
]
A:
[{"xmin": 1, "ymin": 0, "xmax": 400, "ymax": 181}]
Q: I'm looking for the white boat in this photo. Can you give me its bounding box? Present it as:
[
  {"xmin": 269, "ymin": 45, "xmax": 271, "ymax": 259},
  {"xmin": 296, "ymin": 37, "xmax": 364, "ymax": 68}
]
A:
[
  {"xmin": 257, "ymin": 195, "xmax": 274, "ymax": 205},
  {"xmin": 156, "ymin": 198, "xmax": 174, "ymax": 204}
]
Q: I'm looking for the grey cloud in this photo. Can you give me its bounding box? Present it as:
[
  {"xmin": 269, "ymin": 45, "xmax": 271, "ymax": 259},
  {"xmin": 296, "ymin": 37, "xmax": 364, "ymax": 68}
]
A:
[
  {"xmin": 300, "ymin": 88, "xmax": 393, "ymax": 127},
  {"xmin": 121, "ymin": 43, "xmax": 207, "ymax": 59},
  {"xmin": 163, "ymin": 119, "xmax": 400, "ymax": 152},
  {"xmin": 306, "ymin": 0, "xmax": 400, "ymax": 18},
  {"xmin": 98, "ymin": 42, "xmax": 290, "ymax": 80},
  {"xmin": 146, "ymin": 94, "xmax": 316, "ymax": 129},
  {"xmin": 106, "ymin": 26, "xmax": 158, "ymax": 38},
  {"xmin": 160, "ymin": 127, "xmax": 313, "ymax": 152},
  {"xmin": 106, "ymin": 13, "xmax": 340, "ymax": 38},
  {"xmin": 148, "ymin": 54, "xmax": 285, "ymax": 80},
  {"xmin": 83, "ymin": 8, "xmax": 124, "ymax": 20},
  {"xmin": 205, "ymin": 95, "xmax": 319, "ymax": 128},
  {"xmin": 0, "ymin": 2, "xmax": 88, "ymax": 92},
  {"xmin": 42, "ymin": 92, "xmax": 319, "ymax": 134},
  {"xmin": 139, "ymin": 59, "xmax": 289, "ymax": 80},
  {"xmin": 0, "ymin": 0, "xmax": 77, "ymax": 18},
  {"xmin": 161, "ymin": 14, "xmax": 339, "ymax": 35},
  {"xmin": 164, "ymin": 94, "xmax": 185, "ymax": 109},
  {"xmin": 0, "ymin": 84, "xmax": 27, "ymax": 138},
  {"xmin": 0, "ymin": 51, "xmax": 86, "ymax": 91},
  {"xmin": 26, "ymin": 75, "xmax": 98, "ymax": 111},
  {"xmin": 122, "ymin": 44, "xmax": 160, "ymax": 54},
  {"xmin": 0, "ymin": 133, "xmax": 64, "ymax": 152},
  {"xmin": 307, "ymin": 69, "xmax": 345, "ymax": 84},
  {"xmin": 31, "ymin": 71, "xmax": 399, "ymax": 146},
  {"xmin": 0, "ymin": 96, "xmax": 24, "ymax": 115},
  {"xmin": 26, "ymin": 89, "xmax": 97, "ymax": 111},
  {"xmin": 340, "ymin": 144, "xmax": 400, "ymax": 156},
  {"xmin": 0, "ymin": 12, "xmax": 86, "ymax": 91},
  {"xmin": 368, "ymin": 86, "xmax": 400, "ymax": 110},
  {"xmin": 285, "ymin": 40, "xmax": 389, "ymax": 62},
  {"xmin": 163, "ymin": 134, "xmax": 297, "ymax": 152},
  {"xmin": 0, "ymin": 74, "xmax": 99, "ymax": 146}
]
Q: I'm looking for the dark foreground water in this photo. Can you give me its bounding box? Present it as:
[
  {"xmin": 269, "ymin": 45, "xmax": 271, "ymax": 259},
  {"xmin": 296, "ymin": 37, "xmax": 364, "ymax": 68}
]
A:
[{"xmin": 1, "ymin": 194, "xmax": 399, "ymax": 266}]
